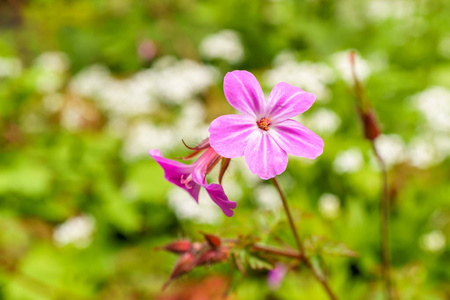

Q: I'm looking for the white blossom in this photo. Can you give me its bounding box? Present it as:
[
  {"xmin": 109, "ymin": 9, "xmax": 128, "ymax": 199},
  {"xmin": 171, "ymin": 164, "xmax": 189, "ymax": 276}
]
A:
[
  {"xmin": 199, "ymin": 30, "xmax": 244, "ymax": 64},
  {"xmin": 34, "ymin": 52, "xmax": 70, "ymax": 94},
  {"xmin": 333, "ymin": 147, "xmax": 364, "ymax": 174},
  {"xmin": 254, "ymin": 184, "xmax": 281, "ymax": 211},
  {"xmin": 34, "ymin": 52, "xmax": 70, "ymax": 73},
  {"xmin": 53, "ymin": 215, "xmax": 95, "ymax": 248},
  {"xmin": 304, "ymin": 108, "xmax": 341, "ymax": 135},
  {"xmin": 367, "ymin": 0, "xmax": 415, "ymax": 22},
  {"xmin": 420, "ymin": 230, "xmax": 446, "ymax": 253},
  {"xmin": 411, "ymin": 86, "xmax": 450, "ymax": 132},
  {"xmin": 318, "ymin": 193, "xmax": 341, "ymax": 219},
  {"xmin": 407, "ymin": 137, "xmax": 440, "ymax": 169},
  {"xmin": 42, "ymin": 93, "xmax": 64, "ymax": 113},
  {"xmin": 167, "ymin": 188, "xmax": 223, "ymax": 224},
  {"xmin": 374, "ymin": 134, "xmax": 405, "ymax": 168},
  {"xmin": 264, "ymin": 52, "xmax": 335, "ymax": 101},
  {"xmin": 121, "ymin": 122, "xmax": 177, "ymax": 161},
  {"xmin": 0, "ymin": 56, "xmax": 22, "ymax": 78}
]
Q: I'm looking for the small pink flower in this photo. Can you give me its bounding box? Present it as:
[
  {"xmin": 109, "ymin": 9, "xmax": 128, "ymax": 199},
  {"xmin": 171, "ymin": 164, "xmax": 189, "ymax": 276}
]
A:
[
  {"xmin": 209, "ymin": 70, "xmax": 324, "ymax": 180},
  {"xmin": 267, "ymin": 263, "xmax": 288, "ymax": 290},
  {"xmin": 149, "ymin": 144, "xmax": 237, "ymax": 217}
]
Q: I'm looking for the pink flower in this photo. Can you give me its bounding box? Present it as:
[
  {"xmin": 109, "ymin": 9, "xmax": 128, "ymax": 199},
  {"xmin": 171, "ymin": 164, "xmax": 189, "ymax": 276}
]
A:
[
  {"xmin": 267, "ymin": 263, "xmax": 288, "ymax": 290},
  {"xmin": 149, "ymin": 144, "xmax": 237, "ymax": 217},
  {"xmin": 209, "ymin": 70, "xmax": 324, "ymax": 180}
]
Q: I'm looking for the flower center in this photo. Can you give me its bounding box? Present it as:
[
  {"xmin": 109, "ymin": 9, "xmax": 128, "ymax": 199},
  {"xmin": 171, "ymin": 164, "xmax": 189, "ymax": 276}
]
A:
[{"xmin": 257, "ymin": 117, "xmax": 272, "ymax": 131}]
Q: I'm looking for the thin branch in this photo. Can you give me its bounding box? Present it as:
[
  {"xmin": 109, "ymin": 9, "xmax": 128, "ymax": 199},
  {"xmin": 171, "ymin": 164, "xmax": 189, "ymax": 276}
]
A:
[
  {"xmin": 371, "ymin": 142, "xmax": 393, "ymax": 300},
  {"xmin": 271, "ymin": 177, "xmax": 338, "ymax": 300},
  {"xmin": 349, "ymin": 51, "xmax": 394, "ymax": 300}
]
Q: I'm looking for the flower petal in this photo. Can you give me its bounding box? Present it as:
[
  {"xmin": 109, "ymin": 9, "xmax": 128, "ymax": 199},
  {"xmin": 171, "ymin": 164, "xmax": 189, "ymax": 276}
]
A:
[
  {"xmin": 149, "ymin": 149, "xmax": 201, "ymax": 201},
  {"xmin": 209, "ymin": 114, "xmax": 256, "ymax": 158},
  {"xmin": 266, "ymin": 82, "xmax": 316, "ymax": 122},
  {"xmin": 191, "ymin": 148, "xmax": 218, "ymax": 186},
  {"xmin": 224, "ymin": 70, "xmax": 266, "ymax": 118},
  {"xmin": 269, "ymin": 119, "xmax": 324, "ymax": 159},
  {"xmin": 204, "ymin": 183, "xmax": 237, "ymax": 217},
  {"xmin": 244, "ymin": 131, "xmax": 288, "ymax": 180}
]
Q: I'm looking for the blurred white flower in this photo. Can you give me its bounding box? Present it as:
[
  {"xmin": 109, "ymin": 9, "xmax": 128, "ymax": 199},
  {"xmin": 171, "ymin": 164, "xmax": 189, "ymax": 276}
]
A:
[
  {"xmin": 332, "ymin": 50, "xmax": 371, "ymax": 84},
  {"xmin": 0, "ymin": 56, "xmax": 22, "ymax": 78},
  {"xmin": 333, "ymin": 147, "xmax": 364, "ymax": 174},
  {"xmin": 98, "ymin": 78, "xmax": 158, "ymax": 116},
  {"xmin": 34, "ymin": 52, "xmax": 70, "ymax": 73},
  {"xmin": 318, "ymin": 193, "xmax": 341, "ymax": 219},
  {"xmin": 69, "ymin": 64, "xmax": 111, "ymax": 99},
  {"xmin": 221, "ymin": 177, "xmax": 243, "ymax": 200},
  {"xmin": 199, "ymin": 30, "xmax": 244, "ymax": 64},
  {"xmin": 69, "ymin": 58, "xmax": 216, "ymax": 117},
  {"xmin": 60, "ymin": 97, "xmax": 98, "ymax": 132},
  {"xmin": 34, "ymin": 52, "xmax": 70, "ymax": 94},
  {"xmin": 304, "ymin": 108, "xmax": 341, "ymax": 135},
  {"xmin": 70, "ymin": 65, "xmax": 157, "ymax": 117},
  {"xmin": 121, "ymin": 122, "xmax": 177, "ymax": 161},
  {"xmin": 167, "ymin": 188, "xmax": 223, "ymax": 224},
  {"xmin": 420, "ymin": 230, "xmax": 446, "ymax": 253},
  {"xmin": 20, "ymin": 112, "xmax": 46, "ymax": 133},
  {"xmin": 35, "ymin": 71, "xmax": 65, "ymax": 94},
  {"xmin": 367, "ymin": 0, "xmax": 415, "ymax": 22},
  {"xmin": 229, "ymin": 157, "xmax": 260, "ymax": 186},
  {"xmin": 374, "ymin": 134, "xmax": 405, "ymax": 168},
  {"xmin": 42, "ymin": 93, "xmax": 64, "ymax": 113},
  {"xmin": 407, "ymin": 137, "xmax": 439, "ymax": 169},
  {"xmin": 264, "ymin": 52, "xmax": 335, "ymax": 100},
  {"xmin": 254, "ymin": 184, "xmax": 281, "ymax": 211},
  {"xmin": 433, "ymin": 133, "xmax": 450, "ymax": 159},
  {"xmin": 53, "ymin": 215, "xmax": 95, "ymax": 248},
  {"xmin": 174, "ymin": 100, "xmax": 209, "ymax": 141},
  {"xmin": 152, "ymin": 58, "xmax": 218, "ymax": 104},
  {"xmin": 411, "ymin": 86, "xmax": 450, "ymax": 132}
]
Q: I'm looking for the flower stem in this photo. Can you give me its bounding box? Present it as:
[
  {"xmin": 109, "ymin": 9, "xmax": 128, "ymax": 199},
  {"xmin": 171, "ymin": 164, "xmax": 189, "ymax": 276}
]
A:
[
  {"xmin": 371, "ymin": 142, "xmax": 393, "ymax": 300},
  {"xmin": 251, "ymin": 244, "xmax": 303, "ymax": 259},
  {"xmin": 271, "ymin": 177, "xmax": 338, "ymax": 300}
]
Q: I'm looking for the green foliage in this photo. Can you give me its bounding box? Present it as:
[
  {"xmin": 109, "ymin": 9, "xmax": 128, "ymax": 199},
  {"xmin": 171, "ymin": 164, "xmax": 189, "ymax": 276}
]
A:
[{"xmin": 1, "ymin": 0, "xmax": 449, "ymax": 299}]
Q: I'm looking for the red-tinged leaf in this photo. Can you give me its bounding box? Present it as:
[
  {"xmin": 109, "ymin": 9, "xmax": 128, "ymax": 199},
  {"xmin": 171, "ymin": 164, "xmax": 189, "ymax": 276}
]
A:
[
  {"xmin": 182, "ymin": 138, "xmax": 210, "ymax": 151},
  {"xmin": 201, "ymin": 232, "xmax": 221, "ymax": 249},
  {"xmin": 218, "ymin": 158, "xmax": 231, "ymax": 184},
  {"xmin": 163, "ymin": 240, "xmax": 192, "ymax": 254}
]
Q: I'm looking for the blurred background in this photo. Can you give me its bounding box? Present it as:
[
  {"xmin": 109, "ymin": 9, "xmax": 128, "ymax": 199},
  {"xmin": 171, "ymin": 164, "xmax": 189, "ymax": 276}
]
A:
[{"xmin": 1, "ymin": 0, "xmax": 450, "ymax": 299}]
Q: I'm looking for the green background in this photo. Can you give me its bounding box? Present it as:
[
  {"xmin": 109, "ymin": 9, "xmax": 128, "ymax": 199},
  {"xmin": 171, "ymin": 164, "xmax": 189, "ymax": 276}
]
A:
[{"xmin": 0, "ymin": 0, "xmax": 449, "ymax": 299}]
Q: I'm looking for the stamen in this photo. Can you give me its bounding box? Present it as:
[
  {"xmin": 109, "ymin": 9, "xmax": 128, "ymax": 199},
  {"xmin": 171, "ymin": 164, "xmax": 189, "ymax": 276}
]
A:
[
  {"xmin": 257, "ymin": 117, "xmax": 272, "ymax": 131},
  {"xmin": 180, "ymin": 175, "xmax": 193, "ymax": 189}
]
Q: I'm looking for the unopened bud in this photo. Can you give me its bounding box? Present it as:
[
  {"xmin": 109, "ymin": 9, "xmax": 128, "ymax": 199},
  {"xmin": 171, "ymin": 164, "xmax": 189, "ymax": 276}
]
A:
[
  {"xmin": 196, "ymin": 248, "xmax": 230, "ymax": 266},
  {"xmin": 202, "ymin": 232, "xmax": 221, "ymax": 249},
  {"xmin": 169, "ymin": 252, "xmax": 196, "ymax": 280},
  {"xmin": 360, "ymin": 109, "xmax": 380, "ymax": 140},
  {"xmin": 163, "ymin": 240, "xmax": 192, "ymax": 254}
]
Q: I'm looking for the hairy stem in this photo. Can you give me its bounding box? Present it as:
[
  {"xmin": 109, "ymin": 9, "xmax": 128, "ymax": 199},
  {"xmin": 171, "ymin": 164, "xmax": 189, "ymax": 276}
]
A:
[
  {"xmin": 271, "ymin": 177, "xmax": 338, "ymax": 300},
  {"xmin": 371, "ymin": 142, "xmax": 393, "ymax": 300},
  {"xmin": 251, "ymin": 244, "xmax": 303, "ymax": 259}
]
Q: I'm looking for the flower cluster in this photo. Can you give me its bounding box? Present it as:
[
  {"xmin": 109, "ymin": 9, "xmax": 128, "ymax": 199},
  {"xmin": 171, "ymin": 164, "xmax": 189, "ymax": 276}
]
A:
[
  {"xmin": 149, "ymin": 70, "xmax": 324, "ymax": 216},
  {"xmin": 161, "ymin": 233, "xmax": 231, "ymax": 289}
]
